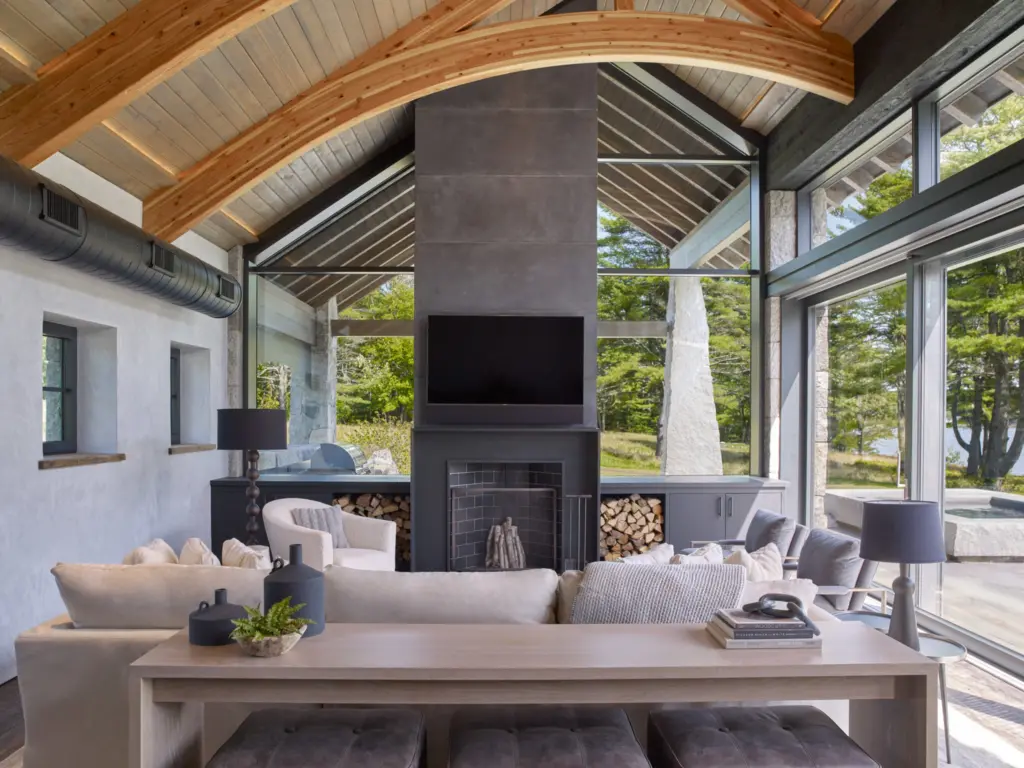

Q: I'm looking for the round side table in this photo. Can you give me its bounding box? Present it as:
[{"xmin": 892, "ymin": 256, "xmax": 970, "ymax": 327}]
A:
[{"xmin": 836, "ymin": 611, "xmax": 967, "ymax": 764}]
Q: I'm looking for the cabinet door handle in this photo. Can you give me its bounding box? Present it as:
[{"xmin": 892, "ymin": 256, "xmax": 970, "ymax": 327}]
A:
[
  {"xmin": 716, "ymin": 497, "xmax": 723, "ymax": 517},
  {"xmin": 726, "ymin": 496, "xmax": 734, "ymax": 518}
]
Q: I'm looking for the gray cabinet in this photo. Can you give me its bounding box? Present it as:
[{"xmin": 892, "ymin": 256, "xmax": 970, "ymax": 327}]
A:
[{"xmin": 601, "ymin": 477, "xmax": 788, "ymax": 553}]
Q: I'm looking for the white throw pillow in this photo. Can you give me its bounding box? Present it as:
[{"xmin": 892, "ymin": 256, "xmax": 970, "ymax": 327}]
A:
[
  {"xmin": 179, "ymin": 538, "xmax": 220, "ymax": 566},
  {"xmin": 670, "ymin": 541, "xmax": 725, "ymax": 565},
  {"xmin": 726, "ymin": 542, "xmax": 784, "ymax": 581},
  {"xmin": 619, "ymin": 542, "xmax": 675, "ymax": 565},
  {"xmin": 291, "ymin": 506, "xmax": 349, "ymax": 549},
  {"xmin": 122, "ymin": 538, "xmax": 178, "ymax": 565},
  {"xmin": 741, "ymin": 578, "xmax": 817, "ymax": 611},
  {"xmin": 222, "ymin": 538, "xmax": 272, "ymax": 569}
]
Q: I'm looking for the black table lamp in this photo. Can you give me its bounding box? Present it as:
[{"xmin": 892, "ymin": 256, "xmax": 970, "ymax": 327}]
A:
[
  {"xmin": 859, "ymin": 500, "xmax": 946, "ymax": 651},
  {"xmin": 217, "ymin": 408, "xmax": 288, "ymax": 544}
]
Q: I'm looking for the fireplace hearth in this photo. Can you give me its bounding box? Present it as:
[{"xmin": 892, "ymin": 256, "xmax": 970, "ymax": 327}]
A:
[{"xmin": 448, "ymin": 462, "xmax": 562, "ymax": 571}]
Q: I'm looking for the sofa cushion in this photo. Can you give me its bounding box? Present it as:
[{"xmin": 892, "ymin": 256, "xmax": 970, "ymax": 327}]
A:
[
  {"xmin": 619, "ymin": 543, "xmax": 674, "ymax": 565},
  {"xmin": 670, "ymin": 542, "xmax": 724, "ymax": 566},
  {"xmin": 557, "ymin": 570, "xmax": 584, "ymax": 624},
  {"xmin": 179, "ymin": 538, "xmax": 220, "ymax": 566},
  {"xmin": 743, "ymin": 510, "xmax": 796, "ymax": 555},
  {"xmin": 209, "ymin": 708, "xmax": 425, "ymax": 768},
  {"xmin": 122, "ymin": 538, "xmax": 178, "ymax": 565},
  {"xmin": 292, "ymin": 505, "xmax": 349, "ymax": 549},
  {"xmin": 333, "ymin": 548, "xmax": 396, "ymax": 570},
  {"xmin": 324, "ymin": 568, "xmax": 559, "ymax": 624},
  {"xmin": 796, "ymin": 530, "xmax": 864, "ymax": 611},
  {"xmin": 52, "ymin": 563, "xmax": 265, "ymax": 629},
  {"xmin": 726, "ymin": 542, "xmax": 783, "ymax": 581},
  {"xmin": 450, "ymin": 706, "xmax": 649, "ymax": 768},
  {"xmin": 570, "ymin": 562, "xmax": 745, "ymax": 624}
]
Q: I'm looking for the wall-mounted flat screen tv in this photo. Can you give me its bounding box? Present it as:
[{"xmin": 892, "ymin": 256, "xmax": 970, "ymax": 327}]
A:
[{"xmin": 427, "ymin": 315, "xmax": 584, "ymax": 405}]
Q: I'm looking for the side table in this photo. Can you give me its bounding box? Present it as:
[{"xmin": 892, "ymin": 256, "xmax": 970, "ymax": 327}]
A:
[{"xmin": 836, "ymin": 610, "xmax": 967, "ymax": 764}]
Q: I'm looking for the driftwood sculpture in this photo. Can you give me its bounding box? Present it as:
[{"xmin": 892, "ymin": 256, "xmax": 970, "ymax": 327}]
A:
[{"xmin": 486, "ymin": 517, "xmax": 526, "ymax": 570}]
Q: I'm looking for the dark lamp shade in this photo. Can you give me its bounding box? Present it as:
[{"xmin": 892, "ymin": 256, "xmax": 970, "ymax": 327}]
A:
[
  {"xmin": 216, "ymin": 408, "xmax": 288, "ymax": 451},
  {"xmin": 859, "ymin": 500, "xmax": 946, "ymax": 564}
]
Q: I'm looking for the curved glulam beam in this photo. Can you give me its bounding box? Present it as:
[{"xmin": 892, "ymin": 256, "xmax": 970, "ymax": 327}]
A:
[
  {"xmin": 0, "ymin": 0, "xmax": 299, "ymax": 167},
  {"xmin": 145, "ymin": 13, "xmax": 853, "ymax": 240}
]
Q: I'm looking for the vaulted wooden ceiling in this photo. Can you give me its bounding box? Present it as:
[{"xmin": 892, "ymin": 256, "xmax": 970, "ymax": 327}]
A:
[{"xmin": 0, "ymin": 0, "xmax": 891, "ymax": 253}]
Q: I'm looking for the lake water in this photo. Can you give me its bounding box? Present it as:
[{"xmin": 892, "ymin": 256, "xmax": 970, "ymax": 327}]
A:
[{"xmin": 873, "ymin": 428, "xmax": 1024, "ymax": 476}]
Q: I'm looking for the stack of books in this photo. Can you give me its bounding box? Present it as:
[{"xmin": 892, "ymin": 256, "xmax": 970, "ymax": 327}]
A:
[{"xmin": 706, "ymin": 609, "xmax": 822, "ymax": 649}]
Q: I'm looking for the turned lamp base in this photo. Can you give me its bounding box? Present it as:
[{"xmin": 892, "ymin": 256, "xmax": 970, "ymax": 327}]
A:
[
  {"xmin": 888, "ymin": 563, "xmax": 920, "ymax": 651},
  {"xmin": 244, "ymin": 448, "xmax": 263, "ymax": 545}
]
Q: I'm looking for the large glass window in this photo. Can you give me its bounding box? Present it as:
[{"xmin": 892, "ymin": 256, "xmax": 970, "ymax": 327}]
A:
[
  {"xmin": 941, "ymin": 245, "xmax": 1024, "ymax": 655},
  {"xmin": 809, "ymin": 115, "xmax": 913, "ymax": 248},
  {"xmin": 596, "ymin": 209, "xmax": 752, "ymax": 476},
  {"xmin": 939, "ymin": 52, "xmax": 1024, "ymax": 182}
]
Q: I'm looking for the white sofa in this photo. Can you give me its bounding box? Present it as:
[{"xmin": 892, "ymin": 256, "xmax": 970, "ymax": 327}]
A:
[
  {"xmin": 17, "ymin": 563, "xmax": 840, "ymax": 768},
  {"xmin": 262, "ymin": 497, "xmax": 396, "ymax": 571}
]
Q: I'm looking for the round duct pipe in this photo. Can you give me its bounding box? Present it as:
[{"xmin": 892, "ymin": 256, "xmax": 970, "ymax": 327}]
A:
[{"xmin": 0, "ymin": 156, "xmax": 241, "ymax": 318}]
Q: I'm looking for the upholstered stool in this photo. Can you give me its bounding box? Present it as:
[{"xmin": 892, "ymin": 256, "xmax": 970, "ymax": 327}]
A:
[
  {"xmin": 647, "ymin": 706, "xmax": 880, "ymax": 768},
  {"xmin": 449, "ymin": 705, "xmax": 651, "ymax": 768},
  {"xmin": 208, "ymin": 708, "xmax": 426, "ymax": 768}
]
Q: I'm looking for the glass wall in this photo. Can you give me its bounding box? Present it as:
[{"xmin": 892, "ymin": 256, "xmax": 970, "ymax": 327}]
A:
[
  {"xmin": 939, "ymin": 51, "xmax": 1024, "ymax": 182},
  {"xmin": 941, "ymin": 245, "xmax": 1024, "ymax": 655},
  {"xmin": 596, "ymin": 207, "xmax": 752, "ymax": 476}
]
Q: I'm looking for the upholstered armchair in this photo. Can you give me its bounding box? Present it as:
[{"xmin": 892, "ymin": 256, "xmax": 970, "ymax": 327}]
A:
[
  {"xmin": 784, "ymin": 528, "xmax": 887, "ymax": 613},
  {"xmin": 262, "ymin": 498, "xmax": 397, "ymax": 572},
  {"xmin": 687, "ymin": 509, "xmax": 807, "ymax": 561}
]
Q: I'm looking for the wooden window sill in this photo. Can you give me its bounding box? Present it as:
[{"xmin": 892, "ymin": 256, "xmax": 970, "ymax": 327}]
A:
[
  {"xmin": 168, "ymin": 443, "xmax": 216, "ymax": 456},
  {"xmin": 39, "ymin": 453, "xmax": 126, "ymax": 470}
]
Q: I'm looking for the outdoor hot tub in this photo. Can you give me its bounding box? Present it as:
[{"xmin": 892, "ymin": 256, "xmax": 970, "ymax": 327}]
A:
[{"xmin": 826, "ymin": 488, "xmax": 1024, "ymax": 561}]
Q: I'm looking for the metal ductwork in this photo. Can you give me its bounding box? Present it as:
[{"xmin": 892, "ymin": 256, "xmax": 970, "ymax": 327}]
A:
[{"xmin": 0, "ymin": 155, "xmax": 241, "ymax": 318}]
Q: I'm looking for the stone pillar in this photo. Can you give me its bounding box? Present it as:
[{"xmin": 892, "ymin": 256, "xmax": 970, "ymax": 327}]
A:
[
  {"xmin": 764, "ymin": 191, "xmax": 796, "ymax": 481},
  {"xmin": 661, "ymin": 276, "xmax": 723, "ymax": 475},
  {"xmin": 226, "ymin": 246, "xmax": 244, "ymax": 476},
  {"xmin": 811, "ymin": 187, "xmax": 829, "ymax": 249},
  {"xmin": 289, "ymin": 297, "xmax": 337, "ymax": 444},
  {"xmin": 813, "ymin": 305, "xmax": 831, "ymax": 529}
]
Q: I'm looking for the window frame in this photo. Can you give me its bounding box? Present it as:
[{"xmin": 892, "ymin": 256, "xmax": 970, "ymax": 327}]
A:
[
  {"xmin": 170, "ymin": 346, "xmax": 181, "ymax": 446},
  {"xmin": 42, "ymin": 321, "xmax": 78, "ymax": 455}
]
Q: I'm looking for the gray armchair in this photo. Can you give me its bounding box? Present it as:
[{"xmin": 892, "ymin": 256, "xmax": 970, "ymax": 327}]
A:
[
  {"xmin": 689, "ymin": 509, "xmax": 806, "ymax": 560},
  {"xmin": 784, "ymin": 528, "xmax": 885, "ymax": 613}
]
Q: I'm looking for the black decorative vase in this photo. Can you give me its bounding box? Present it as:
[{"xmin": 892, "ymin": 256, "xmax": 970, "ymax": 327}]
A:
[
  {"xmin": 189, "ymin": 588, "xmax": 246, "ymax": 646},
  {"xmin": 264, "ymin": 543, "xmax": 325, "ymax": 637}
]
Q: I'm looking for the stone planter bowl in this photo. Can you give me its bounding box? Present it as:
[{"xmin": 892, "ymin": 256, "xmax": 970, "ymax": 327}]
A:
[{"xmin": 235, "ymin": 625, "xmax": 306, "ymax": 657}]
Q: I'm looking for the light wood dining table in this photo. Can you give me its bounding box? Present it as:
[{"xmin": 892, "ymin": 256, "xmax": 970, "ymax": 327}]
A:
[{"xmin": 130, "ymin": 621, "xmax": 938, "ymax": 767}]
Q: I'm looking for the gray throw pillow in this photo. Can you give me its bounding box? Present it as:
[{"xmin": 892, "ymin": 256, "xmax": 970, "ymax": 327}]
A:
[{"xmin": 291, "ymin": 506, "xmax": 349, "ymax": 549}]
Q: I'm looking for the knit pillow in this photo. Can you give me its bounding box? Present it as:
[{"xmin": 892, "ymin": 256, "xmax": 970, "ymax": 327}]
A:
[
  {"xmin": 122, "ymin": 538, "xmax": 178, "ymax": 565},
  {"xmin": 291, "ymin": 506, "xmax": 349, "ymax": 549}
]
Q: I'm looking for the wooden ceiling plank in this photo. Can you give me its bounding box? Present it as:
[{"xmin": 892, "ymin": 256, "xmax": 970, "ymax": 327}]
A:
[
  {"xmin": 145, "ymin": 12, "xmax": 852, "ymax": 239},
  {"xmin": 0, "ymin": 0, "xmax": 300, "ymax": 166},
  {"xmin": 0, "ymin": 42, "xmax": 37, "ymax": 85}
]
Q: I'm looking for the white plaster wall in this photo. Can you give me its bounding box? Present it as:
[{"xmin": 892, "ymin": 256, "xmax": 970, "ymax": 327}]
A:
[{"xmin": 0, "ymin": 155, "xmax": 230, "ymax": 682}]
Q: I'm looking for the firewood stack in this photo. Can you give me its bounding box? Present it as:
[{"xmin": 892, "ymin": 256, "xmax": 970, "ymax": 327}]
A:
[
  {"xmin": 333, "ymin": 493, "xmax": 412, "ymax": 565},
  {"xmin": 599, "ymin": 494, "xmax": 664, "ymax": 561}
]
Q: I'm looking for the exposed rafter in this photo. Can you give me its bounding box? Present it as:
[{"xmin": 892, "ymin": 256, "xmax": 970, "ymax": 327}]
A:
[
  {"xmin": 145, "ymin": 13, "xmax": 853, "ymax": 240},
  {"xmin": 0, "ymin": 0, "xmax": 301, "ymax": 167},
  {"xmin": 721, "ymin": 0, "xmax": 825, "ymax": 42}
]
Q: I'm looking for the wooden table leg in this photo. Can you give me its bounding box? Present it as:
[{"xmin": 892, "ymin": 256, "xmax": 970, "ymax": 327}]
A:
[
  {"xmin": 849, "ymin": 672, "xmax": 938, "ymax": 767},
  {"xmin": 130, "ymin": 674, "xmax": 204, "ymax": 768}
]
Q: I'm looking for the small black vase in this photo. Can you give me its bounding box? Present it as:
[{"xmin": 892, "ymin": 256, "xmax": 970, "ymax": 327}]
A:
[
  {"xmin": 264, "ymin": 543, "xmax": 325, "ymax": 637},
  {"xmin": 189, "ymin": 588, "xmax": 246, "ymax": 646}
]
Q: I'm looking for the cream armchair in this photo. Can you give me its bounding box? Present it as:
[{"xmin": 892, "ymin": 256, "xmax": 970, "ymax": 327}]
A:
[{"xmin": 262, "ymin": 498, "xmax": 397, "ymax": 571}]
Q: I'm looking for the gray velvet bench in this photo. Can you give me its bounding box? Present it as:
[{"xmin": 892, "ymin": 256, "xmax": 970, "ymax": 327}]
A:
[
  {"xmin": 647, "ymin": 706, "xmax": 880, "ymax": 768},
  {"xmin": 207, "ymin": 708, "xmax": 426, "ymax": 768},
  {"xmin": 449, "ymin": 705, "xmax": 651, "ymax": 768}
]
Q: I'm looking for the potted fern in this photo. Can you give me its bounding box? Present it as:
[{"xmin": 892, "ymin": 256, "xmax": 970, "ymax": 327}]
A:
[{"xmin": 230, "ymin": 597, "xmax": 314, "ymax": 657}]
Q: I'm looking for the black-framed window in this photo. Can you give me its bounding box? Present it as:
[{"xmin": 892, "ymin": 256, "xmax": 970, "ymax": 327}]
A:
[
  {"xmin": 170, "ymin": 347, "xmax": 181, "ymax": 445},
  {"xmin": 42, "ymin": 321, "xmax": 77, "ymax": 455}
]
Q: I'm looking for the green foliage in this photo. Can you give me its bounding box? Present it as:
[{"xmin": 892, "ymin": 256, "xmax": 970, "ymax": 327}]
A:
[
  {"xmin": 336, "ymin": 418, "xmax": 412, "ymax": 473},
  {"xmin": 941, "ymin": 95, "xmax": 1024, "ymax": 180},
  {"xmin": 337, "ymin": 277, "xmax": 415, "ymax": 423},
  {"xmin": 256, "ymin": 362, "xmax": 291, "ymax": 416},
  {"xmin": 230, "ymin": 597, "xmax": 313, "ymax": 641}
]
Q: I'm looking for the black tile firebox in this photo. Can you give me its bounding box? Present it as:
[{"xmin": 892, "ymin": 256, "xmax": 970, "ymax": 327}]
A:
[{"xmin": 448, "ymin": 462, "xmax": 562, "ymax": 571}]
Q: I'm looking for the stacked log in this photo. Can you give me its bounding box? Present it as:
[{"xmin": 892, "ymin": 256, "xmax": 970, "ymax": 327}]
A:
[
  {"xmin": 332, "ymin": 493, "xmax": 412, "ymax": 565},
  {"xmin": 599, "ymin": 494, "xmax": 664, "ymax": 561}
]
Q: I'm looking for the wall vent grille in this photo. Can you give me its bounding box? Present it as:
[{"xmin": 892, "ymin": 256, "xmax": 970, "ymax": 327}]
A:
[
  {"xmin": 40, "ymin": 185, "xmax": 82, "ymax": 235},
  {"xmin": 150, "ymin": 242, "xmax": 177, "ymax": 275},
  {"xmin": 217, "ymin": 275, "xmax": 238, "ymax": 302}
]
